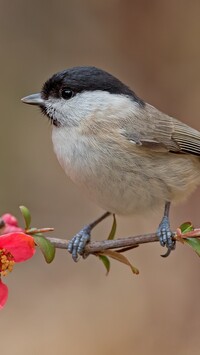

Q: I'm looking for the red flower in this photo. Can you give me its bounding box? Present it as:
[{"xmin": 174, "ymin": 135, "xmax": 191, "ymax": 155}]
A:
[
  {"xmin": 0, "ymin": 280, "xmax": 8, "ymax": 308},
  {"xmin": 0, "ymin": 232, "xmax": 35, "ymax": 309},
  {"xmin": 0, "ymin": 214, "xmax": 24, "ymax": 235}
]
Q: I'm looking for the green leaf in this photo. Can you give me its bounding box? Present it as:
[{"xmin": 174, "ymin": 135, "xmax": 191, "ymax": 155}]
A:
[
  {"xmin": 99, "ymin": 255, "xmax": 110, "ymax": 275},
  {"xmin": 184, "ymin": 238, "xmax": 200, "ymax": 257},
  {"xmin": 100, "ymin": 250, "xmax": 139, "ymax": 275},
  {"xmin": 34, "ymin": 235, "xmax": 56, "ymax": 263},
  {"xmin": 19, "ymin": 205, "xmax": 31, "ymax": 229},
  {"xmin": 180, "ymin": 222, "xmax": 193, "ymax": 233},
  {"xmin": 107, "ymin": 214, "xmax": 117, "ymax": 240}
]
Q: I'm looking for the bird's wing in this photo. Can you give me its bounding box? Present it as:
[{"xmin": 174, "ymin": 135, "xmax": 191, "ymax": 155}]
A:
[
  {"xmin": 170, "ymin": 120, "xmax": 200, "ymax": 155},
  {"xmin": 121, "ymin": 103, "xmax": 200, "ymax": 156}
]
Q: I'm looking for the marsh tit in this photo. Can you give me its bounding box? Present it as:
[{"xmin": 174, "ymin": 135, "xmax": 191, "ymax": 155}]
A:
[{"xmin": 22, "ymin": 66, "xmax": 200, "ymax": 261}]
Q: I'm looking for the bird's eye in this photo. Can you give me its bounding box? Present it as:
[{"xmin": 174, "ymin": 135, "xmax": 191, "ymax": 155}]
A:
[{"xmin": 61, "ymin": 88, "xmax": 74, "ymax": 100}]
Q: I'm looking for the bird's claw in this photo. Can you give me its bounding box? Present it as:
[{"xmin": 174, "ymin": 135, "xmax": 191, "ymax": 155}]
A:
[
  {"xmin": 157, "ymin": 215, "xmax": 176, "ymax": 257},
  {"xmin": 68, "ymin": 226, "xmax": 91, "ymax": 262}
]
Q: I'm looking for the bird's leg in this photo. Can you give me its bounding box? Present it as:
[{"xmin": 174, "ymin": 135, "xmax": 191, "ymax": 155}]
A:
[
  {"xmin": 156, "ymin": 201, "xmax": 176, "ymax": 257},
  {"xmin": 68, "ymin": 212, "xmax": 111, "ymax": 262}
]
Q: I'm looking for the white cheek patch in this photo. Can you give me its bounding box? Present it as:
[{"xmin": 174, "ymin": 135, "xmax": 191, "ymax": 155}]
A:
[
  {"xmin": 44, "ymin": 91, "xmax": 139, "ymax": 127},
  {"xmin": 45, "ymin": 104, "xmax": 55, "ymax": 119},
  {"xmin": 45, "ymin": 98, "xmax": 68, "ymax": 125}
]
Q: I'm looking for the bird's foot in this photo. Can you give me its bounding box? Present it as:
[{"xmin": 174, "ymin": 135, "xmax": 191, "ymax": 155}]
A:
[
  {"xmin": 68, "ymin": 225, "xmax": 91, "ymax": 262},
  {"xmin": 157, "ymin": 215, "xmax": 176, "ymax": 257},
  {"xmin": 68, "ymin": 212, "xmax": 111, "ymax": 262}
]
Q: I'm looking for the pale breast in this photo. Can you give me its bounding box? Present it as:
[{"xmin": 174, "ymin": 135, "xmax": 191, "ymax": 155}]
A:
[{"xmin": 52, "ymin": 126, "xmax": 200, "ymax": 215}]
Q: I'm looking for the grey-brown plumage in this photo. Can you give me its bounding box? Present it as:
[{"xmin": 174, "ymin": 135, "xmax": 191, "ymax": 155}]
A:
[
  {"xmin": 21, "ymin": 66, "xmax": 200, "ymax": 261},
  {"xmin": 121, "ymin": 102, "xmax": 200, "ymax": 156}
]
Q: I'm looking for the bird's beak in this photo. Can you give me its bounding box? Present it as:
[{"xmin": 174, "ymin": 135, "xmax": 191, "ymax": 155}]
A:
[{"xmin": 21, "ymin": 93, "xmax": 44, "ymax": 106}]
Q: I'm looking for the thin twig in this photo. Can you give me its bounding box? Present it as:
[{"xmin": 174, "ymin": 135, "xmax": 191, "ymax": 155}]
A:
[
  {"xmin": 46, "ymin": 228, "xmax": 200, "ymax": 255},
  {"xmin": 46, "ymin": 232, "xmax": 159, "ymax": 253}
]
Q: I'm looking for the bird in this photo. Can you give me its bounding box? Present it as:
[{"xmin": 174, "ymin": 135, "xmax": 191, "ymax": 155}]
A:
[{"xmin": 21, "ymin": 66, "xmax": 200, "ymax": 261}]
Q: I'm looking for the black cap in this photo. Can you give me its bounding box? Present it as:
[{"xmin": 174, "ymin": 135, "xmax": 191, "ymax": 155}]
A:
[{"xmin": 41, "ymin": 66, "xmax": 144, "ymax": 106}]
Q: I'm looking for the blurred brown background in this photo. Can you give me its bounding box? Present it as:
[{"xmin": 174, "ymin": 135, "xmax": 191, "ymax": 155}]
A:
[{"xmin": 1, "ymin": 1, "xmax": 200, "ymax": 354}]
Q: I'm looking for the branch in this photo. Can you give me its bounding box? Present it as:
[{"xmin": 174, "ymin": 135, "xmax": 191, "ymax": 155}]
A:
[
  {"xmin": 46, "ymin": 232, "xmax": 160, "ymax": 253},
  {"xmin": 16, "ymin": 207, "xmax": 200, "ymax": 259},
  {"xmin": 46, "ymin": 227, "xmax": 200, "ymax": 256}
]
